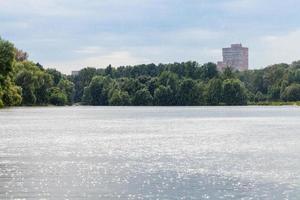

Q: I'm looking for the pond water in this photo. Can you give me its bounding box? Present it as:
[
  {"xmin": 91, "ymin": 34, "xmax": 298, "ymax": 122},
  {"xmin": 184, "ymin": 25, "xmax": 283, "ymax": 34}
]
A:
[{"xmin": 0, "ymin": 106, "xmax": 300, "ymax": 199}]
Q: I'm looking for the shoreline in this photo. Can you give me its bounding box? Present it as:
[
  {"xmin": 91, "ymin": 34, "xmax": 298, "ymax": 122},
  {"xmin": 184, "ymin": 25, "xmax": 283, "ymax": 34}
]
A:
[{"xmin": 1, "ymin": 102, "xmax": 300, "ymax": 109}]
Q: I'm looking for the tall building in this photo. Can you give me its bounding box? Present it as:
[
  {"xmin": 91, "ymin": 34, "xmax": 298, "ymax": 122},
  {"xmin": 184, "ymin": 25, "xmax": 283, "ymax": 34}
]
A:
[
  {"xmin": 71, "ymin": 71, "xmax": 80, "ymax": 76},
  {"xmin": 217, "ymin": 44, "xmax": 249, "ymax": 71}
]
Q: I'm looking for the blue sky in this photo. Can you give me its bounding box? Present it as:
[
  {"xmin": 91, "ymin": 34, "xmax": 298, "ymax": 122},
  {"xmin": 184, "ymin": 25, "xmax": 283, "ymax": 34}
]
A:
[{"xmin": 1, "ymin": 0, "xmax": 300, "ymax": 73}]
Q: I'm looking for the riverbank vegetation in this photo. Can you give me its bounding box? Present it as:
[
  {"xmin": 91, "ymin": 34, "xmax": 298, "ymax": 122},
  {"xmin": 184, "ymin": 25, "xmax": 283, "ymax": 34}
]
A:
[{"xmin": 1, "ymin": 37, "xmax": 300, "ymax": 107}]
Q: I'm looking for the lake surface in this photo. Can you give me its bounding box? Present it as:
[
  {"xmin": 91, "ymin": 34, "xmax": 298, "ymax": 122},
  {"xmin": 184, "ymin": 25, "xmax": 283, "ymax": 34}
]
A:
[{"xmin": 1, "ymin": 106, "xmax": 300, "ymax": 199}]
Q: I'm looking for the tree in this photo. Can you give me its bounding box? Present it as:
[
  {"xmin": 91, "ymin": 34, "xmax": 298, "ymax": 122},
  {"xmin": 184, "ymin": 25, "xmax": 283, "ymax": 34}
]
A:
[
  {"xmin": 1, "ymin": 79, "xmax": 22, "ymax": 106},
  {"xmin": 48, "ymin": 87, "xmax": 67, "ymax": 106},
  {"xmin": 0, "ymin": 38, "xmax": 15, "ymax": 76},
  {"xmin": 15, "ymin": 48, "xmax": 28, "ymax": 62},
  {"xmin": 118, "ymin": 78, "xmax": 144, "ymax": 96},
  {"xmin": 157, "ymin": 71, "xmax": 179, "ymax": 104},
  {"xmin": 105, "ymin": 64, "xmax": 114, "ymax": 77},
  {"xmin": 132, "ymin": 88, "xmax": 153, "ymax": 106},
  {"xmin": 83, "ymin": 76, "xmax": 112, "ymax": 105},
  {"xmin": 35, "ymin": 71, "xmax": 53, "ymax": 105},
  {"xmin": 268, "ymin": 85, "xmax": 281, "ymax": 100},
  {"xmin": 46, "ymin": 68, "xmax": 63, "ymax": 85},
  {"xmin": 222, "ymin": 79, "xmax": 248, "ymax": 105},
  {"xmin": 254, "ymin": 91, "xmax": 267, "ymax": 102},
  {"xmin": 222, "ymin": 67, "xmax": 235, "ymax": 80},
  {"xmin": 72, "ymin": 67, "xmax": 97, "ymax": 102},
  {"xmin": 15, "ymin": 70, "xmax": 37, "ymax": 105},
  {"xmin": 200, "ymin": 62, "xmax": 218, "ymax": 80},
  {"xmin": 281, "ymin": 84, "xmax": 300, "ymax": 101},
  {"xmin": 0, "ymin": 38, "xmax": 22, "ymax": 107},
  {"xmin": 154, "ymin": 86, "xmax": 173, "ymax": 106},
  {"xmin": 176, "ymin": 79, "xmax": 204, "ymax": 105},
  {"xmin": 15, "ymin": 62, "xmax": 54, "ymax": 106},
  {"xmin": 206, "ymin": 78, "xmax": 223, "ymax": 105},
  {"xmin": 58, "ymin": 79, "xmax": 75, "ymax": 105},
  {"xmin": 108, "ymin": 89, "xmax": 131, "ymax": 106},
  {"xmin": 158, "ymin": 71, "xmax": 179, "ymax": 92}
]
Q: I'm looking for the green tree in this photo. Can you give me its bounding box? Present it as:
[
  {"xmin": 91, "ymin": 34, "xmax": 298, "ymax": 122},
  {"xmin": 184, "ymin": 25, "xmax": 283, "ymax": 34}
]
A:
[
  {"xmin": 72, "ymin": 67, "xmax": 97, "ymax": 102},
  {"xmin": 281, "ymin": 84, "xmax": 300, "ymax": 101},
  {"xmin": 132, "ymin": 88, "xmax": 153, "ymax": 106},
  {"xmin": 83, "ymin": 76, "xmax": 112, "ymax": 105},
  {"xmin": 222, "ymin": 79, "xmax": 248, "ymax": 105},
  {"xmin": 0, "ymin": 38, "xmax": 22, "ymax": 107},
  {"xmin": 15, "ymin": 70, "xmax": 37, "ymax": 105},
  {"xmin": 200, "ymin": 62, "xmax": 218, "ymax": 80},
  {"xmin": 154, "ymin": 85, "xmax": 173, "ymax": 106},
  {"xmin": 35, "ymin": 71, "xmax": 53, "ymax": 105},
  {"xmin": 254, "ymin": 91, "xmax": 267, "ymax": 102},
  {"xmin": 46, "ymin": 68, "xmax": 63, "ymax": 85},
  {"xmin": 118, "ymin": 78, "xmax": 144, "ymax": 96},
  {"xmin": 206, "ymin": 78, "xmax": 223, "ymax": 105},
  {"xmin": 108, "ymin": 89, "xmax": 131, "ymax": 106},
  {"xmin": 58, "ymin": 79, "xmax": 75, "ymax": 105},
  {"xmin": 222, "ymin": 67, "xmax": 235, "ymax": 80},
  {"xmin": 177, "ymin": 79, "xmax": 204, "ymax": 105},
  {"xmin": 48, "ymin": 87, "xmax": 67, "ymax": 106}
]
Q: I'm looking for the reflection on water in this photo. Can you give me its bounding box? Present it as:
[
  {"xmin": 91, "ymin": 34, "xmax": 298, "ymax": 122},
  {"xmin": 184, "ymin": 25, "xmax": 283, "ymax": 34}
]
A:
[{"xmin": 0, "ymin": 106, "xmax": 300, "ymax": 199}]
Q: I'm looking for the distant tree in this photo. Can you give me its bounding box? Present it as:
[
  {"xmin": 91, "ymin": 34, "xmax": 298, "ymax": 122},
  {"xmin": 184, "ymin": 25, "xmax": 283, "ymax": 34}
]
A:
[
  {"xmin": 158, "ymin": 71, "xmax": 179, "ymax": 104},
  {"xmin": 200, "ymin": 62, "xmax": 218, "ymax": 80},
  {"xmin": 83, "ymin": 76, "xmax": 112, "ymax": 105},
  {"xmin": 118, "ymin": 78, "xmax": 144, "ymax": 96},
  {"xmin": 35, "ymin": 71, "xmax": 53, "ymax": 105},
  {"xmin": 48, "ymin": 87, "xmax": 67, "ymax": 106},
  {"xmin": 15, "ymin": 70, "xmax": 37, "ymax": 105},
  {"xmin": 14, "ymin": 48, "xmax": 28, "ymax": 62},
  {"xmin": 72, "ymin": 67, "xmax": 97, "ymax": 102},
  {"xmin": 108, "ymin": 89, "xmax": 131, "ymax": 106},
  {"xmin": 222, "ymin": 67, "xmax": 235, "ymax": 80},
  {"xmin": 176, "ymin": 79, "xmax": 204, "ymax": 105},
  {"xmin": 268, "ymin": 85, "xmax": 281, "ymax": 100},
  {"xmin": 146, "ymin": 77, "xmax": 159, "ymax": 95},
  {"xmin": 222, "ymin": 79, "xmax": 248, "ymax": 105},
  {"xmin": 281, "ymin": 84, "xmax": 300, "ymax": 101},
  {"xmin": 0, "ymin": 37, "xmax": 22, "ymax": 107},
  {"xmin": 132, "ymin": 88, "xmax": 153, "ymax": 106},
  {"xmin": 46, "ymin": 68, "xmax": 63, "ymax": 85},
  {"xmin": 58, "ymin": 79, "xmax": 75, "ymax": 105},
  {"xmin": 254, "ymin": 91, "xmax": 267, "ymax": 102},
  {"xmin": 105, "ymin": 64, "xmax": 114, "ymax": 77},
  {"xmin": 158, "ymin": 71, "xmax": 179, "ymax": 92},
  {"xmin": 206, "ymin": 78, "xmax": 223, "ymax": 105},
  {"xmin": 154, "ymin": 85, "xmax": 173, "ymax": 106}
]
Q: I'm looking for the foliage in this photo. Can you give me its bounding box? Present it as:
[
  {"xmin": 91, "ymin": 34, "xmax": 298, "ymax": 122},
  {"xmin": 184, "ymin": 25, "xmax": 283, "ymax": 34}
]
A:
[
  {"xmin": 154, "ymin": 85, "xmax": 173, "ymax": 106},
  {"xmin": 58, "ymin": 79, "xmax": 75, "ymax": 105},
  {"xmin": 48, "ymin": 87, "xmax": 67, "ymax": 106},
  {"xmin": 281, "ymin": 84, "xmax": 300, "ymax": 101},
  {"xmin": 82, "ymin": 76, "xmax": 113, "ymax": 105},
  {"xmin": 0, "ymin": 38, "xmax": 22, "ymax": 107},
  {"xmin": 206, "ymin": 78, "xmax": 223, "ymax": 105},
  {"xmin": 132, "ymin": 88, "xmax": 153, "ymax": 106},
  {"xmin": 222, "ymin": 79, "xmax": 248, "ymax": 105},
  {"xmin": 3, "ymin": 37, "xmax": 300, "ymax": 108},
  {"xmin": 108, "ymin": 89, "xmax": 131, "ymax": 106},
  {"xmin": 176, "ymin": 79, "xmax": 205, "ymax": 105}
]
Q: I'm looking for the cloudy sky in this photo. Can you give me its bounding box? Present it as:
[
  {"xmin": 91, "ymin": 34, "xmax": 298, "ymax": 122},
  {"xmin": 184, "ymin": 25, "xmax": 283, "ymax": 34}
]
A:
[{"xmin": 1, "ymin": 0, "xmax": 300, "ymax": 73}]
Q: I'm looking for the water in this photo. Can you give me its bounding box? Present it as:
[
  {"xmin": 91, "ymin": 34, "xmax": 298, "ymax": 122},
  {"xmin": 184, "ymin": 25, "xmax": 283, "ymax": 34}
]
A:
[{"xmin": 0, "ymin": 106, "xmax": 300, "ymax": 199}]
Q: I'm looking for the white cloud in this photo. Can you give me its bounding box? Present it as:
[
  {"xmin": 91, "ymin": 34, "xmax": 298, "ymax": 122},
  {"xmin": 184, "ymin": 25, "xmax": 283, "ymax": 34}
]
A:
[
  {"xmin": 45, "ymin": 51, "xmax": 150, "ymax": 74},
  {"xmin": 255, "ymin": 29, "xmax": 300, "ymax": 67}
]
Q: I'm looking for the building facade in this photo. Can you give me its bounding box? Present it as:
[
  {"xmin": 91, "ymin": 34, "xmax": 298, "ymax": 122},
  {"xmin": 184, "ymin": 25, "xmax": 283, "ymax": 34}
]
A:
[
  {"xmin": 71, "ymin": 71, "xmax": 80, "ymax": 76},
  {"xmin": 217, "ymin": 44, "xmax": 249, "ymax": 71}
]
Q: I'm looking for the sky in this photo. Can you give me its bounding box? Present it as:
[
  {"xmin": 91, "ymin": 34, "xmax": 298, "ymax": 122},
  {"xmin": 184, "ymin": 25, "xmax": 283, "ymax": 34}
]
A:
[{"xmin": 1, "ymin": 0, "xmax": 300, "ymax": 73}]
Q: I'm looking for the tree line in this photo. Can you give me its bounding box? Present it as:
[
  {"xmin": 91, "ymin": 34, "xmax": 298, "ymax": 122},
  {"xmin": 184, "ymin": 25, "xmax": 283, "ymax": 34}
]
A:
[{"xmin": 1, "ymin": 37, "xmax": 300, "ymax": 108}]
